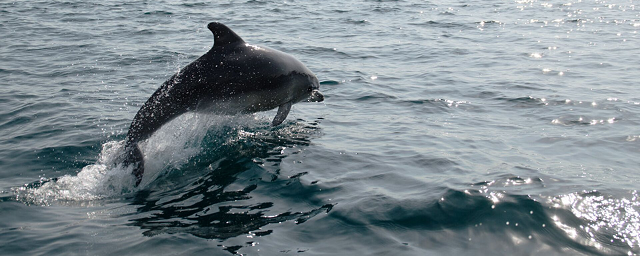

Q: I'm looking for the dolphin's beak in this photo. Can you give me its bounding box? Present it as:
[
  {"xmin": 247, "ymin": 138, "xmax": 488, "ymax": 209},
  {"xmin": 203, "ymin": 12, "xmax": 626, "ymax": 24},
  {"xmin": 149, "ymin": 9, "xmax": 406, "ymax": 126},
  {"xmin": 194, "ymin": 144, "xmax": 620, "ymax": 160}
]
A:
[{"xmin": 308, "ymin": 90, "xmax": 324, "ymax": 102}]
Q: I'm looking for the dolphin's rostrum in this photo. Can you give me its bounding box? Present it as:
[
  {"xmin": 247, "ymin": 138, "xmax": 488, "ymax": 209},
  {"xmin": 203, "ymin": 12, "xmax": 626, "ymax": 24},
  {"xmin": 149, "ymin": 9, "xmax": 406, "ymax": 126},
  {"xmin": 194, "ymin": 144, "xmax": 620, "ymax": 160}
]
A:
[{"xmin": 123, "ymin": 22, "xmax": 324, "ymax": 186}]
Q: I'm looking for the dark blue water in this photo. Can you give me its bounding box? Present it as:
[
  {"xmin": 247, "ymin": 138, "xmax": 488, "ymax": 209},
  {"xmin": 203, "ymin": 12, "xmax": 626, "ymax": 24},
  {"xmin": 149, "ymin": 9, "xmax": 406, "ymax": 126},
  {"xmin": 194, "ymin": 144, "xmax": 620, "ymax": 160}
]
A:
[{"xmin": 1, "ymin": 0, "xmax": 639, "ymax": 255}]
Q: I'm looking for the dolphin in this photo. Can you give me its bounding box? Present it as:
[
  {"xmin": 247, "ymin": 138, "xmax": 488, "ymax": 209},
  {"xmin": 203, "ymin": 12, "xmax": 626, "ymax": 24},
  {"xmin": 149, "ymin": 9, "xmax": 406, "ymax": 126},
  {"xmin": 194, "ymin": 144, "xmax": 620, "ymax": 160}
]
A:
[{"xmin": 123, "ymin": 22, "xmax": 324, "ymax": 186}]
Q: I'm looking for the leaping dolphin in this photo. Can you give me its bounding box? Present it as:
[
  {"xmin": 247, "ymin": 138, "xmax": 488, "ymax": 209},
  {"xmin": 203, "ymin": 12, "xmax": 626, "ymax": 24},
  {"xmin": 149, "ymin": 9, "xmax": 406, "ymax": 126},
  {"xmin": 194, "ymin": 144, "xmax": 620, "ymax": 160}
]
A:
[{"xmin": 123, "ymin": 22, "xmax": 324, "ymax": 186}]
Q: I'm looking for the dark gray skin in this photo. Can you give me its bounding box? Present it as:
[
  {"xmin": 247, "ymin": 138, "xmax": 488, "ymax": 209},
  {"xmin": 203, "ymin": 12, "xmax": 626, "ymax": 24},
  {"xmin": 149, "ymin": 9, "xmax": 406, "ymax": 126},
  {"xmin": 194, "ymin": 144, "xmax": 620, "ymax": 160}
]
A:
[{"xmin": 123, "ymin": 22, "xmax": 324, "ymax": 186}]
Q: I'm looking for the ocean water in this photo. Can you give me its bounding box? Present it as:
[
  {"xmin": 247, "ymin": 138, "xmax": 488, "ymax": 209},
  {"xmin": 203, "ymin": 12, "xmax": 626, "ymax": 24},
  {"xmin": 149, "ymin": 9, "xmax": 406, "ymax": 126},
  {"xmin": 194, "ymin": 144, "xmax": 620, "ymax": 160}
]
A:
[{"xmin": 1, "ymin": 0, "xmax": 639, "ymax": 255}]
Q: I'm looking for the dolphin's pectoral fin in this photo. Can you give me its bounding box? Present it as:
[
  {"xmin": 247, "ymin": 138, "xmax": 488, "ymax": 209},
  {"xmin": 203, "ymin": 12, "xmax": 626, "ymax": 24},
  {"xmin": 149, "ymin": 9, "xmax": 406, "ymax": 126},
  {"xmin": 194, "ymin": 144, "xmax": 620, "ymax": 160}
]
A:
[
  {"xmin": 272, "ymin": 102, "xmax": 292, "ymax": 126},
  {"xmin": 123, "ymin": 143, "xmax": 145, "ymax": 186}
]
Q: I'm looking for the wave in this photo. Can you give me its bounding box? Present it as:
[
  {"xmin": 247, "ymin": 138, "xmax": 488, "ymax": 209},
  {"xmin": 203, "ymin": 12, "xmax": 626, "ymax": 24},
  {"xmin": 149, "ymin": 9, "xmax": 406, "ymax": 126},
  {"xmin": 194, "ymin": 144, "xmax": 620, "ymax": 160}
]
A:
[{"xmin": 330, "ymin": 185, "xmax": 638, "ymax": 255}]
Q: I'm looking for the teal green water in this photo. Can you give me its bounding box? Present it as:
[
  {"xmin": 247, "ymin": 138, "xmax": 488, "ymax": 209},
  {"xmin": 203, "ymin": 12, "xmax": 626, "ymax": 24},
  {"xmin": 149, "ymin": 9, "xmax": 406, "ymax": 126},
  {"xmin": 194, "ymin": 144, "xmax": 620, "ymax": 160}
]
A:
[{"xmin": 1, "ymin": 0, "xmax": 639, "ymax": 255}]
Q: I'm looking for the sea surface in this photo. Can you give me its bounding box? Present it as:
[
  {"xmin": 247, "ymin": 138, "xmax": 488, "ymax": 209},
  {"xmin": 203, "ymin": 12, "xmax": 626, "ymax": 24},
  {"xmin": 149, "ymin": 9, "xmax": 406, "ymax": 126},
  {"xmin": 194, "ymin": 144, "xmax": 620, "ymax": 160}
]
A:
[{"xmin": 1, "ymin": 0, "xmax": 639, "ymax": 255}]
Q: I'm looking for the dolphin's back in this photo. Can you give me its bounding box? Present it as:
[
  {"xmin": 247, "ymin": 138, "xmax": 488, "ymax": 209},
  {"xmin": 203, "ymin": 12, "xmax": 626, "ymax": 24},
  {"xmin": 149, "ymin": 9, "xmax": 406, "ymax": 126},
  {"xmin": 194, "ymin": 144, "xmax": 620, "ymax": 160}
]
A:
[{"xmin": 126, "ymin": 74, "xmax": 192, "ymax": 144}]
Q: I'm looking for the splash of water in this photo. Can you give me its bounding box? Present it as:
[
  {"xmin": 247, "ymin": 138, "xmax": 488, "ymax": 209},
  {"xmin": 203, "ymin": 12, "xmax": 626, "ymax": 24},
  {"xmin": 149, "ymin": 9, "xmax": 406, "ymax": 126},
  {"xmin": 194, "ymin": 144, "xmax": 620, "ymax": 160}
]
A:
[
  {"xmin": 13, "ymin": 113, "xmax": 264, "ymax": 205},
  {"xmin": 14, "ymin": 141, "xmax": 136, "ymax": 205}
]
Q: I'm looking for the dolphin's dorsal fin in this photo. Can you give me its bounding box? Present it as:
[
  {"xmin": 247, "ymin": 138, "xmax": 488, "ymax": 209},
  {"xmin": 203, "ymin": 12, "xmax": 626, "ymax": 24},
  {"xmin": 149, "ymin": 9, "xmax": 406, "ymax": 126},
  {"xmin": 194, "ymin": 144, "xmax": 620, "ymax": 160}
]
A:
[{"xmin": 207, "ymin": 22, "xmax": 245, "ymax": 48}]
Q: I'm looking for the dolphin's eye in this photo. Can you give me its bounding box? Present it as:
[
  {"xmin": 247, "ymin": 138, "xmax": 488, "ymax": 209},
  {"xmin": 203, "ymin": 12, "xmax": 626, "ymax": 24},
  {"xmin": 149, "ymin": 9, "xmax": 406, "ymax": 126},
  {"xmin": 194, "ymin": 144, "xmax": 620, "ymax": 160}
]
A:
[{"xmin": 307, "ymin": 87, "xmax": 313, "ymax": 92}]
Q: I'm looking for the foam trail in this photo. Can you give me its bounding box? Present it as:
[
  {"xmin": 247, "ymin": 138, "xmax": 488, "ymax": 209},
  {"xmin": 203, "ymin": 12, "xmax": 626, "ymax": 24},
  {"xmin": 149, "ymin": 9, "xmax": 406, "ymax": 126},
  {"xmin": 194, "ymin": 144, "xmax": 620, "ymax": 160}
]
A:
[
  {"xmin": 14, "ymin": 113, "xmax": 263, "ymax": 205},
  {"xmin": 14, "ymin": 141, "xmax": 136, "ymax": 205}
]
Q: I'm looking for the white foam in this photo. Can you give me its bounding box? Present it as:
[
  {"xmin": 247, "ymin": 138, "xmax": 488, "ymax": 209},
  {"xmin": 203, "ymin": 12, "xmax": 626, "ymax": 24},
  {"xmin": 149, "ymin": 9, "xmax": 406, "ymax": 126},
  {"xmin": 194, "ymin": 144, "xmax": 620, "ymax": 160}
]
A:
[
  {"xmin": 14, "ymin": 141, "xmax": 136, "ymax": 205},
  {"xmin": 15, "ymin": 113, "xmax": 264, "ymax": 205}
]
